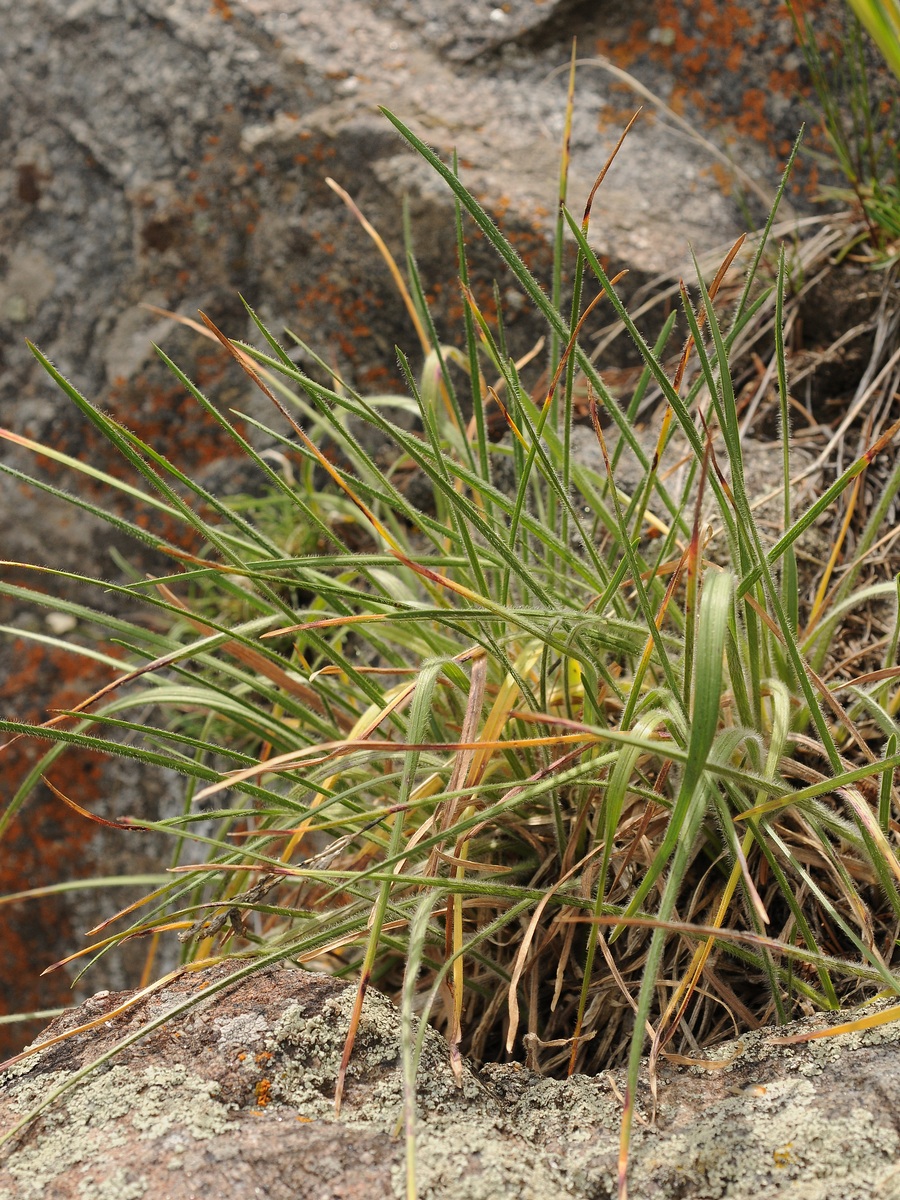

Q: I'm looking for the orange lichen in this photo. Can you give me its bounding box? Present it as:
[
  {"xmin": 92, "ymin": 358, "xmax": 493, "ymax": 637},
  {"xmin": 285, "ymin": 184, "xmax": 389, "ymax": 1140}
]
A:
[
  {"xmin": 709, "ymin": 162, "xmax": 735, "ymax": 197},
  {"xmin": 724, "ymin": 43, "xmax": 743, "ymax": 73},
  {"xmin": 595, "ymin": 20, "xmax": 654, "ymax": 69},
  {"xmin": 734, "ymin": 89, "xmax": 770, "ymax": 141},
  {"xmin": 0, "ymin": 639, "xmax": 125, "ymax": 1056},
  {"xmin": 770, "ymin": 66, "xmax": 802, "ymax": 96},
  {"xmin": 360, "ymin": 364, "xmax": 393, "ymax": 387},
  {"xmin": 592, "ymin": 0, "xmax": 840, "ymax": 199}
]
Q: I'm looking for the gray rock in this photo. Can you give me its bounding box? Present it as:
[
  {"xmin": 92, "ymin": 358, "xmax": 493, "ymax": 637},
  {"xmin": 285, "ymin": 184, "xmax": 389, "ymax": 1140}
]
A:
[
  {"xmin": 2, "ymin": 965, "xmax": 900, "ymax": 1199},
  {"xmin": 0, "ymin": 0, "xmax": 848, "ymax": 587}
]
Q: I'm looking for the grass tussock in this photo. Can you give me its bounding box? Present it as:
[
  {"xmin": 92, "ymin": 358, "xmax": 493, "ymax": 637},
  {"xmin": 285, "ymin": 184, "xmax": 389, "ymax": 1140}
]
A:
[{"xmin": 3, "ymin": 85, "xmax": 900, "ymax": 1198}]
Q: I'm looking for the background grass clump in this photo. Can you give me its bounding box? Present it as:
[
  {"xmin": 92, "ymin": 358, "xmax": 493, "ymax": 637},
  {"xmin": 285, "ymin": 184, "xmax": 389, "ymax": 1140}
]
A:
[
  {"xmin": 3, "ymin": 52, "xmax": 900, "ymax": 1199},
  {"xmin": 790, "ymin": 0, "xmax": 900, "ymax": 267}
]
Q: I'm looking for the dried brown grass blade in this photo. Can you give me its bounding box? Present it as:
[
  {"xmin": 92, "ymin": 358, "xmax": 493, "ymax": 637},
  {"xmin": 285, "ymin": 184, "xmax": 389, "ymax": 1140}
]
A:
[{"xmin": 42, "ymin": 775, "xmax": 140, "ymax": 830}]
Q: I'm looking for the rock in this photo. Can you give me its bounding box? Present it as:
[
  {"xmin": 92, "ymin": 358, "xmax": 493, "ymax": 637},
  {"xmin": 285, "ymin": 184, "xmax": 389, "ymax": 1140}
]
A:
[
  {"xmin": 0, "ymin": 638, "xmax": 186, "ymax": 1046},
  {"xmin": 569, "ymin": 425, "xmax": 831, "ymax": 565},
  {"xmin": 0, "ymin": 0, "xmax": 840, "ymax": 527},
  {"xmin": 0, "ymin": 0, "xmax": 861, "ymax": 571},
  {"xmin": 2, "ymin": 965, "xmax": 900, "ymax": 1199},
  {"xmin": 374, "ymin": 0, "xmax": 583, "ymax": 62}
]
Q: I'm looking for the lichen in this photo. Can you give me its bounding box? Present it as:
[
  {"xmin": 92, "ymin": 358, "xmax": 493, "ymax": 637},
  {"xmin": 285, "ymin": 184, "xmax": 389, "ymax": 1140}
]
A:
[
  {"xmin": 78, "ymin": 1167, "xmax": 148, "ymax": 1200},
  {"xmin": 396, "ymin": 1121, "xmax": 574, "ymax": 1200},
  {"xmin": 630, "ymin": 1076, "xmax": 900, "ymax": 1200},
  {"xmin": 490, "ymin": 1073, "xmax": 620, "ymax": 1145},
  {"xmin": 5, "ymin": 988, "xmax": 900, "ymax": 1199},
  {"xmin": 2, "ymin": 1064, "xmax": 230, "ymax": 1200},
  {"xmin": 692, "ymin": 996, "xmax": 900, "ymax": 1075},
  {"xmin": 212, "ymin": 1010, "xmax": 270, "ymax": 1048},
  {"xmin": 266, "ymin": 985, "xmax": 483, "ymax": 1122}
]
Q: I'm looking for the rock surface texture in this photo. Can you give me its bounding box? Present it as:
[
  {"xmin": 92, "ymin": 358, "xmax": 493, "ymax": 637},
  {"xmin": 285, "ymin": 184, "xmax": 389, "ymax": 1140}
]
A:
[
  {"xmin": 2, "ymin": 965, "xmax": 900, "ymax": 1200},
  {"xmin": 0, "ymin": 0, "xmax": 850, "ymax": 1039},
  {"xmin": 0, "ymin": 0, "xmax": 842, "ymax": 559}
]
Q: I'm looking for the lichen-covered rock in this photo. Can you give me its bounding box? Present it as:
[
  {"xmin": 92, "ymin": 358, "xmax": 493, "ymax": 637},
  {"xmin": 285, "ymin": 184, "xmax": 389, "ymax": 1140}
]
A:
[
  {"xmin": 1, "ymin": 0, "xmax": 834, "ymax": 570},
  {"xmin": 2, "ymin": 965, "xmax": 900, "ymax": 1199}
]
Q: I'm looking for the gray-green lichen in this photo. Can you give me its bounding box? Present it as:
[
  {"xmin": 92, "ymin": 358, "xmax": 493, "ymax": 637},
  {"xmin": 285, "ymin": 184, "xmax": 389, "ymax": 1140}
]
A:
[
  {"xmin": 267, "ymin": 985, "xmax": 484, "ymax": 1122},
  {"xmin": 489, "ymin": 1072, "xmax": 620, "ymax": 1144},
  {"xmin": 2, "ymin": 1064, "xmax": 229, "ymax": 1200},
  {"xmin": 211, "ymin": 1011, "xmax": 270, "ymax": 1048},
  {"xmin": 690, "ymin": 996, "xmax": 900, "ymax": 1075},
  {"xmin": 395, "ymin": 1121, "xmax": 577, "ymax": 1200},
  {"xmin": 78, "ymin": 1168, "xmax": 149, "ymax": 1200},
  {"xmin": 627, "ymin": 1076, "xmax": 899, "ymax": 1200}
]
